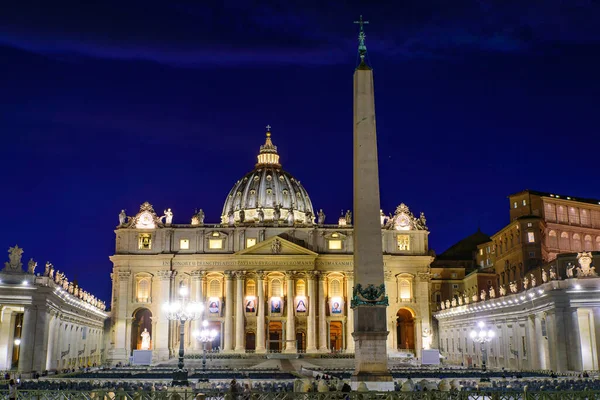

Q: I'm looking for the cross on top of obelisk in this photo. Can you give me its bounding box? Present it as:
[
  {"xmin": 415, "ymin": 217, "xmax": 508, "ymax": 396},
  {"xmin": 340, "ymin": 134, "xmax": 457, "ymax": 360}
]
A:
[{"xmin": 353, "ymin": 15, "xmax": 369, "ymax": 61}]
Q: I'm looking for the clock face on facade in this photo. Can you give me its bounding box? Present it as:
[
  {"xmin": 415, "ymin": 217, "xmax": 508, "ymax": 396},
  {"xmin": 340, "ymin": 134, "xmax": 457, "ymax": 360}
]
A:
[
  {"xmin": 395, "ymin": 214, "xmax": 411, "ymax": 231},
  {"xmin": 136, "ymin": 212, "xmax": 155, "ymax": 229}
]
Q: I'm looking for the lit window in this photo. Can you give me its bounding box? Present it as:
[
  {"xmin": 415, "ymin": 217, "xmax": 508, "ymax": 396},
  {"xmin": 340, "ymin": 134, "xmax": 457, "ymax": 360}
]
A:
[
  {"xmin": 527, "ymin": 232, "xmax": 535, "ymax": 243},
  {"xmin": 296, "ymin": 280, "xmax": 306, "ymax": 296},
  {"xmin": 332, "ymin": 233, "xmax": 339, "ymax": 238},
  {"xmin": 246, "ymin": 238, "xmax": 257, "ymax": 248},
  {"xmin": 397, "ymin": 235, "xmax": 410, "ymax": 250},
  {"xmin": 451, "ymin": 273, "xmax": 457, "ymax": 279},
  {"xmin": 180, "ymin": 239, "xmax": 190, "ymax": 250},
  {"xmin": 137, "ymin": 279, "xmax": 150, "ymax": 302},
  {"xmin": 138, "ymin": 234, "xmax": 152, "ymax": 250},
  {"xmin": 328, "ymin": 240, "xmax": 342, "ymax": 250},
  {"xmin": 209, "ymin": 279, "xmax": 221, "ymax": 297},
  {"xmin": 330, "ymin": 279, "xmax": 342, "ymax": 297},
  {"xmin": 452, "ymin": 284, "xmax": 458, "ymax": 289},
  {"xmin": 271, "ymin": 279, "xmax": 283, "ymax": 297},
  {"xmin": 400, "ymin": 280, "xmax": 411, "ymax": 300},
  {"xmin": 212, "ymin": 232, "xmax": 220, "ymax": 237},
  {"xmin": 246, "ymin": 280, "xmax": 256, "ymax": 296},
  {"xmin": 513, "ymin": 202, "xmax": 518, "ymax": 208},
  {"xmin": 209, "ymin": 239, "xmax": 223, "ymax": 249},
  {"xmin": 479, "ymin": 249, "xmax": 483, "ymax": 255},
  {"xmin": 523, "ymin": 200, "xmax": 527, "ymax": 206},
  {"xmin": 527, "ymin": 223, "xmax": 532, "ymax": 227}
]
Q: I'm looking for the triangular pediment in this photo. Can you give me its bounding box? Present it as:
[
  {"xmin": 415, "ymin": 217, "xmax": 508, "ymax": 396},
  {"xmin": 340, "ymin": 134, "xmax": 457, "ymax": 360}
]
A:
[{"xmin": 235, "ymin": 236, "xmax": 318, "ymax": 256}]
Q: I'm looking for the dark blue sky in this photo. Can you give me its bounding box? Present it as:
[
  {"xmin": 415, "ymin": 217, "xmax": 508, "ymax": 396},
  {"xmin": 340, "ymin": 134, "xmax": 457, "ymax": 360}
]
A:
[{"xmin": 1, "ymin": 1, "xmax": 599, "ymax": 303}]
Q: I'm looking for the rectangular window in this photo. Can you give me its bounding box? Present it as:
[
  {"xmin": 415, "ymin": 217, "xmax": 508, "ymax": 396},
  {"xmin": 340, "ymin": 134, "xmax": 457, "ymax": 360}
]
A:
[
  {"xmin": 246, "ymin": 238, "xmax": 257, "ymax": 248},
  {"xmin": 179, "ymin": 239, "xmax": 190, "ymax": 250},
  {"xmin": 396, "ymin": 235, "xmax": 410, "ymax": 250},
  {"xmin": 451, "ymin": 272, "xmax": 457, "ymax": 279},
  {"xmin": 523, "ymin": 199, "xmax": 527, "ymax": 206},
  {"xmin": 529, "ymin": 251, "xmax": 535, "ymax": 258},
  {"xmin": 452, "ymin": 284, "xmax": 459, "ymax": 289},
  {"xmin": 513, "ymin": 202, "xmax": 518, "ymax": 208},
  {"xmin": 527, "ymin": 222, "xmax": 533, "ymax": 227},
  {"xmin": 479, "ymin": 249, "xmax": 483, "ymax": 255},
  {"xmin": 527, "ymin": 232, "xmax": 535, "ymax": 243},
  {"xmin": 480, "ymin": 261, "xmax": 484, "ymax": 268},
  {"xmin": 328, "ymin": 240, "xmax": 342, "ymax": 250},
  {"xmin": 209, "ymin": 239, "xmax": 223, "ymax": 249},
  {"xmin": 138, "ymin": 234, "xmax": 152, "ymax": 250}
]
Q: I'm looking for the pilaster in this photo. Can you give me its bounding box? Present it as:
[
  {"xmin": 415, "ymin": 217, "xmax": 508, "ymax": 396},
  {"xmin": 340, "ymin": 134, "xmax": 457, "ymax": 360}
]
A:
[
  {"xmin": 255, "ymin": 271, "xmax": 266, "ymax": 353},
  {"xmin": 234, "ymin": 271, "xmax": 246, "ymax": 352},
  {"xmin": 223, "ymin": 271, "xmax": 234, "ymax": 352},
  {"xmin": 284, "ymin": 271, "xmax": 297, "ymax": 353},
  {"xmin": 318, "ymin": 273, "xmax": 328, "ymax": 352},
  {"xmin": 306, "ymin": 272, "xmax": 317, "ymax": 352}
]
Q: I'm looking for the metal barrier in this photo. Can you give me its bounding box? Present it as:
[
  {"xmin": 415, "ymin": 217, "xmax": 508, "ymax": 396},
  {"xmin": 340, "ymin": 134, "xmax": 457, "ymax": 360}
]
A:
[{"xmin": 2, "ymin": 391, "xmax": 600, "ymax": 400}]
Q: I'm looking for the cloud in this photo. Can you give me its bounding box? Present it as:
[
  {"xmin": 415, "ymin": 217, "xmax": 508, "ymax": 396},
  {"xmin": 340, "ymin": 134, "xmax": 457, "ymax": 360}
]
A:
[{"xmin": 0, "ymin": 1, "xmax": 598, "ymax": 66}]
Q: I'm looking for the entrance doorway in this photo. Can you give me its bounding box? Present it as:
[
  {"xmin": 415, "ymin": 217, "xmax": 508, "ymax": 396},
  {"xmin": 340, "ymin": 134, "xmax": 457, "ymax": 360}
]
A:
[
  {"xmin": 296, "ymin": 332, "xmax": 305, "ymax": 352},
  {"xmin": 329, "ymin": 321, "xmax": 343, "ymax": 351},
  {"xmin": 268, "ymin": 322, "xmax": 282, "ymax": 352},
  {"xmin": 205, "ymin": 321, "xmax": 221, "ymax": 350},
  {"xmin": 131, "ymin": 308, "xmax": 152, "ymax": 354},
  {"xmin": 246, "ymin": 332, "xmax": 256, "ymax": 351},
  {"xmin": 396, "ymin": 308, "xmax": 415, "ymax": 350}
]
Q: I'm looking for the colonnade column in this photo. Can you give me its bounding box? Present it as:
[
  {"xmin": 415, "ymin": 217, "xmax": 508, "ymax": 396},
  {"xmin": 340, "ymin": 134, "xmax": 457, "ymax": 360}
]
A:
[
  {"xmin": 223, "ymin": 272, "xmax": 234, "ymax": 352},
  {"xmin": 235, "ymin": 272, "xmax": 246, "ymax": 352},
  {"xmin": 306, "ymin": 272, "xmax": 317, "ymax": 352},
  {"xmin": 318, "ymin": 273, "xmax": 328, "ymax": 352},
  {"xmin": 346, "ymin": 272, "xmax": 355, "ymax": 352},
  {"xmin": 256, "ymin": 272, "xmax": 266, "ymax": 353},
  {"xmin": 155, "ymin": 270, "xmax": 171, "ymax": 361},
  {"xmin": 191, "ymin": 270, "xmax": 205, "ymax": 351},
  {"xmin": 18, "ymin": 306, "xmax": 36, "ymax": 372},
  {"xmin": 284, "ymin": 272, "xmax": 296, "ymax": 353}
]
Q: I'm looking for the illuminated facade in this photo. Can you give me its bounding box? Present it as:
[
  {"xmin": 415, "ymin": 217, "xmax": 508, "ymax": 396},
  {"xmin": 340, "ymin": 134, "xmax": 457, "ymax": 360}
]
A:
[
  {"xmin": 107, "ymin": 130, "xmax": 434, "ymax": 364},
  {"xmin": 0, "ymin": 246, "xmax": 107, "ymax": 373}
]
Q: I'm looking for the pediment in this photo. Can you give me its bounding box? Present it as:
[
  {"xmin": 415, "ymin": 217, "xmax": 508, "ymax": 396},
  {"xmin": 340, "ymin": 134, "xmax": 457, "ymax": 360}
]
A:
[{"xmin": 235, "ymin": 236, "xmax": 318, "ymax": 256}]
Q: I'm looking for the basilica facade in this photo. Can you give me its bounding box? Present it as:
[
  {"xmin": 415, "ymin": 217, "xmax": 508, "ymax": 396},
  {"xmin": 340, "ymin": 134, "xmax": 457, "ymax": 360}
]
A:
[{"xmin": 107, "ymin": 131, "xmax": 434, "ymax": 364}]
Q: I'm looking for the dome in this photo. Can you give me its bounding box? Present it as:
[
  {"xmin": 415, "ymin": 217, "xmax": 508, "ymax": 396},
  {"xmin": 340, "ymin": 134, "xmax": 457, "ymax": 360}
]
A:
[{"xmin": 221, "ymin": 128, "xmax": 315, "ymax": 225}]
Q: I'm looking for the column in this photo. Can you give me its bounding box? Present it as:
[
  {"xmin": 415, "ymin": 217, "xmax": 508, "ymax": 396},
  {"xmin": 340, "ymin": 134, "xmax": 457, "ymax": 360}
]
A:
[
  {"xmin": 18, "ymin": 306, "xmax": 37, "ymax": 372},
  {"xmin": 191, "ymin": 270, "xmax": 205, "ymax": 350},
  {"xmin": 284, "ymin": 272, "xmax": 297, "ymax": 353},
  {"xmin": 306, "ymin": 273, "xmax": 317, "ymax": 352},
  {"xmin": 318, "ymin": 273, "xmax": 328, "ymax": 352},
  {"xmin": 154, "ymin": 270, "xmax": 172, "ymax": 361},
  {"xmin": 256, "ymin": 272, "xmax": 266, "ymax": 353},
  {"xmin": 0, "ymin": 308, "xmax": 12, "ymax": 370},
  {"xmin": 234, "ymin": 272, "xmax": 246, "ymax": 352},
  {"xmin": 223, "ymin": 272, "xmax": 234, "ymax": 352},
  {"xmin": 346, "ymin": 272, "xmax": 355, "ymax": 352},
  {"xmin": 527, "ymin": 315, "xmax": 539, "ymax": 370},
  {"xmin": 31, "ymin": 306, "xmax": 51, "ymax": 372}
]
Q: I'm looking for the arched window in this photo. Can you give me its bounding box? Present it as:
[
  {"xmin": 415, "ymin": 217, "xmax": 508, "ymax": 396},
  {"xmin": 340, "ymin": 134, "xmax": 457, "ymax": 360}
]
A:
[
  {"xmin": 137, "ymin": 279, "xmax": 150, "ymax": 303},
  {"xmin": 209, "ymin": 279, "xmax": 221, "ymax": 297},
  {"xmin": 572, "ymin": 233, "xmax": 582, "ymax": 252},
  {"xmin": 548, "ymin": 230, "xmax": 558, "ymax": 248},
  {"xmin": 296, "ymin": 280, "xmax": 305, "ymax": 297},
  {"xmin": 329, "ymin": 279, "xmax": 342, "ymax": 297},
  {"xmin": 271, "ymin": 279, "xmax": 283, "ymax": 297},
  {"xmin": 584, "ymin": 235, "xmax": 593, "ymax": 251},
  {"xmin": 560, "ymin": 232, "xmax": 570, "ymax": 250},
  {"xmin": 400, "ymin": 279, "xmax": 411, "ymax": 300},
  {"xmin": 246, "ymin": 280, "xmax": 256, "ymax": 297}
]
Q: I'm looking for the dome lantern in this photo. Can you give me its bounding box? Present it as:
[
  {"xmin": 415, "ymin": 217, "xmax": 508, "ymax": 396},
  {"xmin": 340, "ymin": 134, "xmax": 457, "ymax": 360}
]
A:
[{"xmin": 256, "ymin": 125, "xmax": 281, "ymax": 168}]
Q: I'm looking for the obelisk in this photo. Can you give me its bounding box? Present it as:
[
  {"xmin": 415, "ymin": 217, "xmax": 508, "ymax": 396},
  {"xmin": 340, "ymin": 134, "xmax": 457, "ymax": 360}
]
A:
[{"xmin": 350, "ymin": 16, "xmax": 393, "ymax": 391}]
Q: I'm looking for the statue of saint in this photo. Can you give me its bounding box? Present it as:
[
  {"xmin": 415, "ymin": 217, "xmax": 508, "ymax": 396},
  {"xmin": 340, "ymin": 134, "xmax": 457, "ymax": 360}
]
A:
[
  {"xmin": 228, "ymin": 208, "xmax": 235, "ymax": 226},
  {"xmin": 197, "ymin": 209, "xmax": 205, "ymax": 225},
  {"xmin": 440, "ymin": 301, "xmax": 445, "ymax": 310},
  {"xmin": 549, "ymin": 266, "xmax": 557, "ymax": 280},
  {"xmin": 44, "ymin": 262, "xmax": 51, "ymax": 277},
  {"xmin": 489, "ymin": 286, "xmax": 495, "ymax": 298},
  {"xmin": 318, "ymin": 209, "xmax": 325, "ymax": 225},
  {"xmin": 287, "ymin": 207, "xmax": 294, "ymax": 226},
  {"xmin": 480, "ymin": 289, "xmax": 486, "ymax": 301},
  {"xmin": 451, "ymin": 298, "xmax": 456, "ymax": 307},
  {"xmin": 509, "ymin": 281, "xmax": 518, "ymax": 293},
  {"xmin": 472, "ymin": 293, "xmax": 478, "ymax": 303},
  {"xmin": 418, "ymin": 212, "xmax": 427, "ymax": 229},
  {"xmin": 567, "ymin": 262, "xmax": 575, "ymax": 278},
  {"xmin": 542, "ymin": 269, "xmax": 548, "ymax": 283},
  {"xmin": 422, "ymin": 328, "xmax": 432, "ymax": 350},
  {"xmin": 68, "ymin": 281, "xmax": 74, "ymax": 294},
  {"xmin": 380, "ymin": 210, "xmax": 388, "ymax": 227},
  {"xmin": 141, "ymin": 328, "xmax": 151, "ymax": 350},
  {"xmin": 523, "ymin": 276, "xmax": 529, "ymax": 289},
  {"xmin": 4, "ymin": 245, "xmax": 24, "ymax": 272},
  {"xmin": 273, "ymin": 205, "xmax": 281, "ymax": 222},
  {"xmin": 62, "ymin": 278, "xmax": 69, "ymax": 290},
  {"xmin": 239, "ymin": 209, "xmax": 245, "ymax": 223},
  {"xmin": 345, "ymin": 210, "xmax": 352, "ymax": 225},
  {"xmin": 257, "ymin": 207, "xmax": 265, "ymax": 223},
  {"xmin": 464, "ymin": 293, "xmax": 470, "ymax": 304},
  {"xmin": 499, "ymin": 285, "xmax": 506, "ymax": 296},
  {"xmin": 445, "ymin": 300, "xmax": 450, "ymax": 309},
  {"xmin": 119, "ymin": 210, "xmax": 126, "ymax": 225},
  {"xmin": 163, "ymin": 208, "xmax": 173, "ymax": 225},
  {"xmin": 458, "ymin": 296, "xmax": 463, "ymax": 305},
  {"xmin": 27, "ymin": 258, "xmax": 37, "ymax": 275},
  {"xmin": 530, "ymin": 273, "xmax": 536, "ymax": 287},
  {"xmin": 304, "ymin": 211, "xmax": 313, "ymax": 225}
]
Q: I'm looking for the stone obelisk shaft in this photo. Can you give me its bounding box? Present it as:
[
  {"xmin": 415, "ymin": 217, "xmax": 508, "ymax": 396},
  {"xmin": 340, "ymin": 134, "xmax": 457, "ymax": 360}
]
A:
[{"xmin": 351, "ymin": 60, "xmax": 392, "ymax": 389}]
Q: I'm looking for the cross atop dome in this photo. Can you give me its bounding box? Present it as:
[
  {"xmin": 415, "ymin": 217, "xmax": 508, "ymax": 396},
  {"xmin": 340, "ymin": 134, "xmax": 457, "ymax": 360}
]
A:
[
  {"xmin": 354, "ymin": 15, "xmax": 371, "ymax": 69},
  {"xmin": 257, "ymin": 125, "xmax": 280, "ymax": 167}
]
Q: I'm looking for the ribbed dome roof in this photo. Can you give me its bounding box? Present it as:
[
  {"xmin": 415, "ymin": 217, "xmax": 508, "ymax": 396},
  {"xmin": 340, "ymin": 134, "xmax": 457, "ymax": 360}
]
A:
[{"xmin": 221, "ymin": 128, "xmax": 315, "ymax": 225}]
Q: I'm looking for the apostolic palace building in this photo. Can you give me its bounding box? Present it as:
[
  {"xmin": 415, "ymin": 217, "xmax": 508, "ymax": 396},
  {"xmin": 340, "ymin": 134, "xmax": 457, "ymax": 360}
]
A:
[{"xmin": 107, "ymin": 130, "xmax": 434, "ymax": 364}]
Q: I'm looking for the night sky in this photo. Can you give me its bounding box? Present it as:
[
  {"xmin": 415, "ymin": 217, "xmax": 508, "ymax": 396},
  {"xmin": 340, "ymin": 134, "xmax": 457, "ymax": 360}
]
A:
[{"xmin": 2, "ymin": 1, "xmax": 599, "ymax": 303}]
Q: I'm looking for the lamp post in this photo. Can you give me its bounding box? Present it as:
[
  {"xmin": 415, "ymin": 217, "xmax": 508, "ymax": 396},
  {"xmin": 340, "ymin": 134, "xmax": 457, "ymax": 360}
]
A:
[
  {"xmin": 193, "ymin": 320, "xmax": 218, "ymax": 372},
  {"xmin": 163, "ymin": 285, "xmax": 203, "ymax": 386},
  {"xmin": 469, "ymin": 321, "xmax": 495, "ymax": 372}
]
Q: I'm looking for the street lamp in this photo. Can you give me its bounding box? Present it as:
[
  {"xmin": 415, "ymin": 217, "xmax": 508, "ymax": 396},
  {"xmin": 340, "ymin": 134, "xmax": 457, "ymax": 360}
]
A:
[
  {"xmin": 193, "ymin": 320, "xmax": 218, "ymax": 372},
  {"xmin": 163, "ymin": 285, "xmax": 204, "ymax": 386},
  {"xmin": 469, "ymin": 321, "xmax": 495, "ymax": 371}
]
